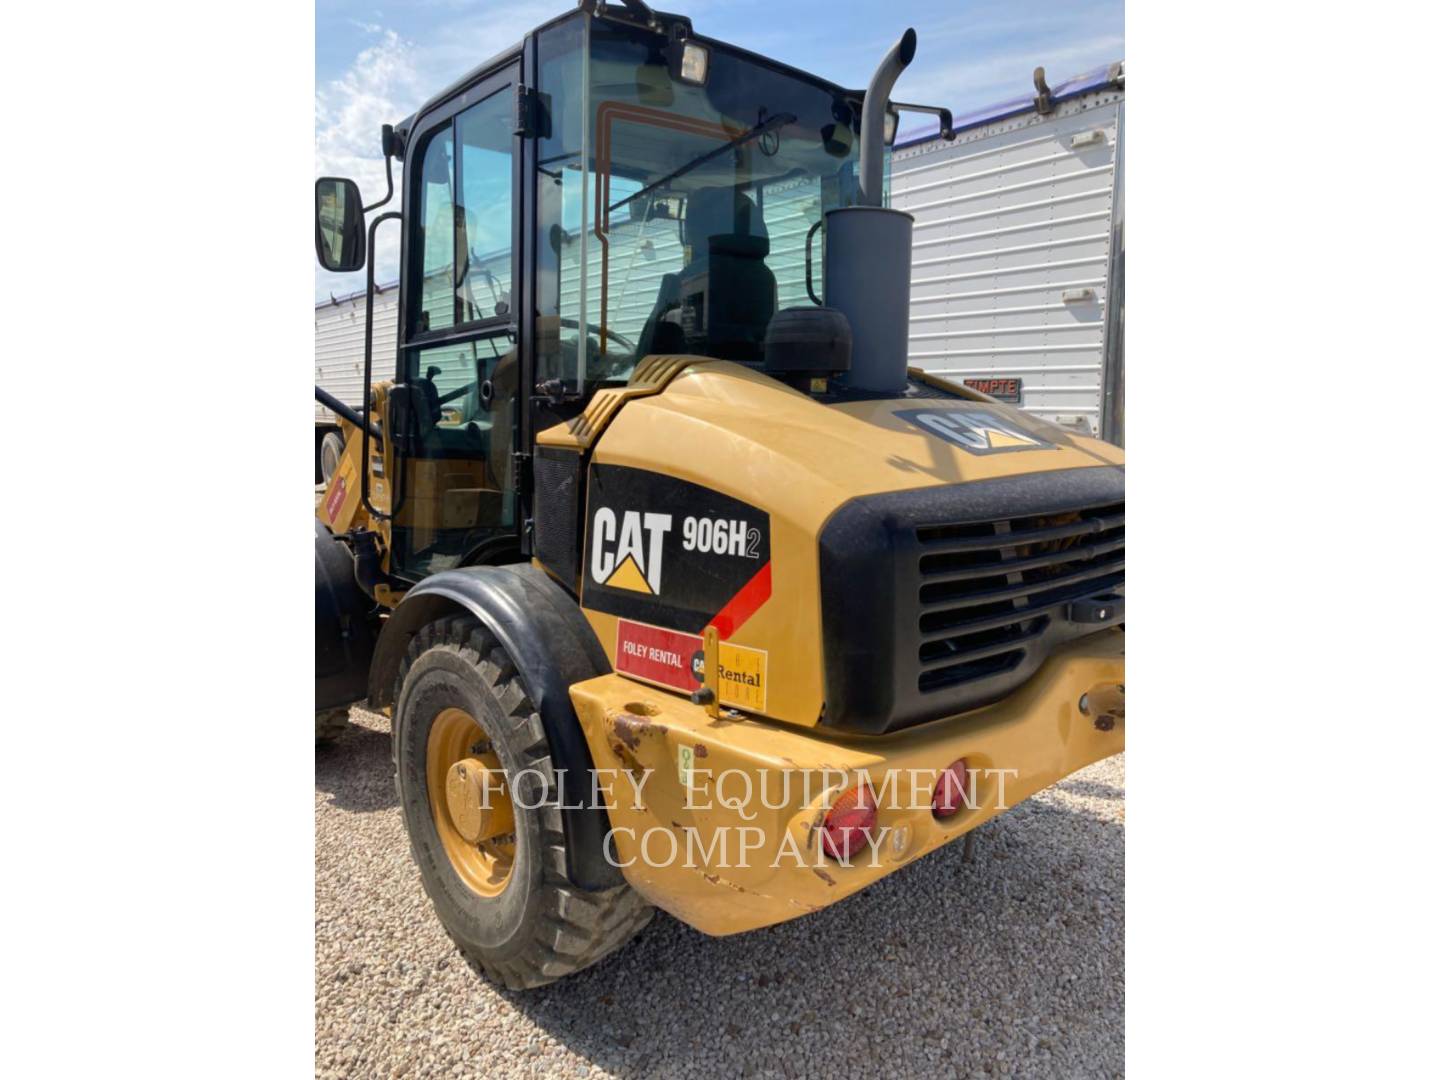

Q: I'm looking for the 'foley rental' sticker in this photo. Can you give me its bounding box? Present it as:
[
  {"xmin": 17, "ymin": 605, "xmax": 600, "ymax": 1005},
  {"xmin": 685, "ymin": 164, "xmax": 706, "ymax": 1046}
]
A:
[
  {"xmin": 615, "ymin": 618, "xmax": 767, "ymax": 712},
  {"xmin": 325, "ymin": 475, "xmax": 347, "ymax": 523}
]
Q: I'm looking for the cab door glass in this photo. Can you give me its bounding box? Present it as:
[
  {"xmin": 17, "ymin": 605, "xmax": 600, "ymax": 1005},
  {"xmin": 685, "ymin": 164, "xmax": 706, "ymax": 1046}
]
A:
[
  {"xmin": 456, "ymin": 93, "xmax": 515, "ymax": 323},
  {"xmin": 398, "ymin": 331, "xmax": 518, "ymax": 575},
  {"xmin": 397, "ymin": 74, "xmax": 519, "ymax": 579},
  {"xmin": 415, "ymin": 128, "xmax": 457, "ymax": 335}
]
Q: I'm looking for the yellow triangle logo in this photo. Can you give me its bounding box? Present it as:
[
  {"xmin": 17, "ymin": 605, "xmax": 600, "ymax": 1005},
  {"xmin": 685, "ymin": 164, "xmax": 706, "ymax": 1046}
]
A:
[
  {"xmin": 985, "ymin": 427, "xmax": 1037, "ymax": 448},
  {"xmin": 605, "ymin": 555, "xmax": 653, "ymax": 594}
]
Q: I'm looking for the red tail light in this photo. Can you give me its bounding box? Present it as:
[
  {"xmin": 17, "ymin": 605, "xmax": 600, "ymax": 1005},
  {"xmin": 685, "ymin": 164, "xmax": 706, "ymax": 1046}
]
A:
[
  {"xmin": 820, "ymin": 785, "xmax": 877, "ymax": 860},
  {"xmin": 932, "ymin": 758, "xmax": 973, "ymax": 819}
]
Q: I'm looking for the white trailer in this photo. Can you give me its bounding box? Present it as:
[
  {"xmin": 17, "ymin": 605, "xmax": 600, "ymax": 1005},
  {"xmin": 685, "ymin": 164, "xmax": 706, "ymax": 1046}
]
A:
[
  {"xmin": 892, "ymin": 62, "xmax": 1124, "ymax": 444},
  {"xmin": 313, "ymin": 283, "xmax": 399, "ymax": 482}
]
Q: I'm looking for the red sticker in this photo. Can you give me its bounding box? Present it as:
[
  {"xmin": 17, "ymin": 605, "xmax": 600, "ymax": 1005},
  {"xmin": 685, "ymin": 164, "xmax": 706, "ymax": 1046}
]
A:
[
  {"xmin": 615, "ymin": 619, "xmax": 702, "ymax": 692},
  {"xmin": 325, "ymin": 475, "xmax": 347, "ymax": 523}
]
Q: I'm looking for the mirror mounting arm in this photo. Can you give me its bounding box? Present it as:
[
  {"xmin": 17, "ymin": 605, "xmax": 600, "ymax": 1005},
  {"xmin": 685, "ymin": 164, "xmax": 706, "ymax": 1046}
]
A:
[
  {"xmin": 363, "ymin": 125, "xmax": 399, "ymax": 213},
  {"xmin": 891, "ymin": 101, "xmax": 957, "ymax": 141}
]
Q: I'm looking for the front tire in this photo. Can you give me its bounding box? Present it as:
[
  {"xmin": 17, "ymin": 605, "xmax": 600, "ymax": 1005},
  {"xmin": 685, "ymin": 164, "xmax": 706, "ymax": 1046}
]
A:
[
  {"xmin": 393, "ymin": 614, "xmax": 651, "ymax": 989},
  {"xmin": 319, "ymin": 430, "xmax": 345, "ymax": 485}
]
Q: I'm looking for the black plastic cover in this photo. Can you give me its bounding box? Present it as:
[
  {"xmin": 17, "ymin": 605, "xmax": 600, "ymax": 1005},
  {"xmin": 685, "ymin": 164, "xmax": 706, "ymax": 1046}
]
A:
[
  {"xmin": 533, "ymin": 445, "xmax": 585, "ymax": 592},
  {"xmin": 764, "ymin": 306, "xmax": 852, "ymax": 381}
]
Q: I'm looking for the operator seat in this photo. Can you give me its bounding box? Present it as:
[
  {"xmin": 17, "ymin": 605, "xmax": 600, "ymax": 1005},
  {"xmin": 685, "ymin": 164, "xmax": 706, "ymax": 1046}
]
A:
[
  {"xmin": 635, "ymin": 272, "xmax": 685, "ymax": 358},
  {"xmin": 635, "ymin": 186, "xmax": 777, "ymax": 362}
]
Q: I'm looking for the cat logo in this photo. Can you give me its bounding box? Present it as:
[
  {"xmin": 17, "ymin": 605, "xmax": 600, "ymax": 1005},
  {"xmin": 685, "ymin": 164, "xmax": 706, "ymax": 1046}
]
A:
[
  {"xmin": 895, "ymin": 408, "xmax": 1053, "ymax": 455},
  {"xmin": 589, "ymin": 508, "xmax": 672, "ymax": 594}
]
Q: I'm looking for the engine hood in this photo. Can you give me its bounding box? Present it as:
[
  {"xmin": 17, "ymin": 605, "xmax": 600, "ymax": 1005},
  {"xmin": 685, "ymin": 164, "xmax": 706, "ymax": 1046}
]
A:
[
  {"xmin": 602, "ymin": 361, "xmax": 1120, "ymax": 507},
  {"xmin": 570, "ymin": 360, "xmax": 1124, "ymax": 729}
]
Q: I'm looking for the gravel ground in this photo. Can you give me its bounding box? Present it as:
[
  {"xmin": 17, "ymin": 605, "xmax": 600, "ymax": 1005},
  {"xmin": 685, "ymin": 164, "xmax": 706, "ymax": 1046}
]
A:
[{"xmin": 317, "ymin": 706, "xmax": 1124, "ymax": 1079}]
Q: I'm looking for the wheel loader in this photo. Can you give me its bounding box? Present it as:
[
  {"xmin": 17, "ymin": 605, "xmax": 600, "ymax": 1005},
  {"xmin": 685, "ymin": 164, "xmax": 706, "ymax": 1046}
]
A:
[{"xmin": 314, "ymin": 0, "xmax": 1125, "ymax": 989}]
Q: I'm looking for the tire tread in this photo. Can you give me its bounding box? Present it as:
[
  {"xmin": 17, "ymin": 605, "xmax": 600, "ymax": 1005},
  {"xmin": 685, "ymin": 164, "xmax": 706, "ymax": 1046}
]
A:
[{"xmin": 393, "ymin": 613, "xmax": 652, "ymax": 990}]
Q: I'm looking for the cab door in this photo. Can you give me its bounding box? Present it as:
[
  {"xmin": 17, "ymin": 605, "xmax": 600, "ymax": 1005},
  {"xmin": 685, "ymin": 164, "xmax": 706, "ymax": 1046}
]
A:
[{"xmin": 391, "ymin": 64, "xmax": 522, "ymax": 578}]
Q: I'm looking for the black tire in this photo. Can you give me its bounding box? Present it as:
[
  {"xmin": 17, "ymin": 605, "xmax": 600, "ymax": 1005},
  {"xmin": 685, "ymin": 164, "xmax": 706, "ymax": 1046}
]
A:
[
  {"xmin": 393, "ymin": 614, "xmax": 652, "ymax": 989},
  {"xmin": 319, "ymin": 430, "xmax": 345, "ymax": 485}
]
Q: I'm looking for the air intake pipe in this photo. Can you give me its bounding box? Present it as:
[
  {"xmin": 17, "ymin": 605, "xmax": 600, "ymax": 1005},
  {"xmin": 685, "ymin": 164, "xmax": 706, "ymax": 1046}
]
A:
[{"xmin": 825, "ymin": 28, "xmax": 918, "ymax": 394}]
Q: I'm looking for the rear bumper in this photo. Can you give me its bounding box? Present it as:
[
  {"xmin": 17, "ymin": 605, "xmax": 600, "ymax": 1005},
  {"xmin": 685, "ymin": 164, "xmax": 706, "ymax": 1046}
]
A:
[{"xmin": 570, "ymin": 628, "xmax": 1124, "ymax": 936}]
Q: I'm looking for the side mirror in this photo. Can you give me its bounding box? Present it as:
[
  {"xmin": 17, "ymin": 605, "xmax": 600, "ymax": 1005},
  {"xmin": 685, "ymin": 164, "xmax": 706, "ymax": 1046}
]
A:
[
  {"xmin": 883, "ymin": 107, "xmax": 900, "ymax": 146},
  {"xmin": 315, "ymin": 177, "xmax": 366, "ymax": 273}
]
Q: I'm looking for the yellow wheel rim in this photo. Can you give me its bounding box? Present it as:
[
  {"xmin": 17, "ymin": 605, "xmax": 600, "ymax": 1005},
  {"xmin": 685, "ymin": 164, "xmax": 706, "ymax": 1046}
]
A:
[{"xmin": 427, "ymin": 707, "xmax": 516, "ymax": 897}]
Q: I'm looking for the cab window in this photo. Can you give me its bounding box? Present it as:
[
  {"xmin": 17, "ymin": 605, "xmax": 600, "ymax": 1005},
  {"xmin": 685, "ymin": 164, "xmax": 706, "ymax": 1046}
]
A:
[{"xmin": 410, "ymin": 89, "xmax": 515, "ymax": 336}]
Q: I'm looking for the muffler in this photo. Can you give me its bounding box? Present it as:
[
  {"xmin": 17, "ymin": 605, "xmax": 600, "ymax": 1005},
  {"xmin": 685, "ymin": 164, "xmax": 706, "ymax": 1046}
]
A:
[{"xmin": 826, "ymin": 207, "xmax": 914, "ymax": 394}]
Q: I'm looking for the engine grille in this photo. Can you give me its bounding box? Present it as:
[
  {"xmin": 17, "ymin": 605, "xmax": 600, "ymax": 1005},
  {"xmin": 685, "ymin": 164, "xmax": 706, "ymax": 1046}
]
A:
[
  {"xmin": 817, "ymin": 465, "xmax": 1125, "ymax": 735},
  {"xmin": 915, "ymin": 503, "xmax": 1124, "ymax": 693}
]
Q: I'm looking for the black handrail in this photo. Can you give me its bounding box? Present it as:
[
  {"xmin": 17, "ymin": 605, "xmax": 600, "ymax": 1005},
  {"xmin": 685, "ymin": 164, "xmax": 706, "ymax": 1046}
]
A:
[
  {"xmin": 361, "ymin": 212, "xmax": 403, "ymax": 521},
  {"xmin": 314, "ymin": 386, "xmax": 382, "ymax": 446}
]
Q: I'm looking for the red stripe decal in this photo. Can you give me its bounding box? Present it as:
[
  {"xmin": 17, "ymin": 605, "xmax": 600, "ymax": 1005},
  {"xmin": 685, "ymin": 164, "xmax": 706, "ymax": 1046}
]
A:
[{"xmin": 710, "ymin": 561, "xmax": 772, "ymax": 639}]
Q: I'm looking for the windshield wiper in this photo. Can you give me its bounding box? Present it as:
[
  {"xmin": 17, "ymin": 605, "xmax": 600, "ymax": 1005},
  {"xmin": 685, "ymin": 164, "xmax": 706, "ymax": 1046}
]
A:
[{"xmin": 607, "ymin": 112, "xmax": 798, "ymax": 215}]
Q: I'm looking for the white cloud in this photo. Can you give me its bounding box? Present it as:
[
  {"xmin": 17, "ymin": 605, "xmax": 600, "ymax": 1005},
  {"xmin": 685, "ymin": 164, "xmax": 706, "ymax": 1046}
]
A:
[
  {"xmin": 313, "ymin": 4, "xmax": 557, "ymax": 302},
  {"xmin": 314, "ymin": 29, "xmax": 425, "ymax": 301}
]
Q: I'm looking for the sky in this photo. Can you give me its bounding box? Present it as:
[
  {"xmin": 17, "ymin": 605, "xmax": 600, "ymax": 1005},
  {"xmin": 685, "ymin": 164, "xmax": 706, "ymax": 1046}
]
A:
[{"xmin": 314, "ymin": 0, "xmax": 1124, "ymax": 300}]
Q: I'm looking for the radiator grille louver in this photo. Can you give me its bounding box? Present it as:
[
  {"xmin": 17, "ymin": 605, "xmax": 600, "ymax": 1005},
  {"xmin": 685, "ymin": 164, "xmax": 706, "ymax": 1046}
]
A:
[
  {"xmin": 914, "ymin": 502, "xmax": 1124, "ymax": 693},
  {"xmin": 818, "ymin": 465, "xmax": 1125, "ymax": 735}
]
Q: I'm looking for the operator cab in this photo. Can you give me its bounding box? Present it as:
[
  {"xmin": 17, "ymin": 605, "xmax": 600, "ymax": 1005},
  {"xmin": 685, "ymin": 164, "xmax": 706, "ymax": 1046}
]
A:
[{"xmin": 315, "ymin": 2, "xmax": 908, "ymax": 584}]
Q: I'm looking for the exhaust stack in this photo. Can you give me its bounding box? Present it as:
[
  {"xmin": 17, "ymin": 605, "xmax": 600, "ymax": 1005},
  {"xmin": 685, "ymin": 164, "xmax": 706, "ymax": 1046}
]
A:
[
  {"xmin": 858, "ymin": 28, "xmax": 916, "ymax": 207},
  {"xmin": 827, "ymin": 29, "xmax": 918, "ymax": 394}
]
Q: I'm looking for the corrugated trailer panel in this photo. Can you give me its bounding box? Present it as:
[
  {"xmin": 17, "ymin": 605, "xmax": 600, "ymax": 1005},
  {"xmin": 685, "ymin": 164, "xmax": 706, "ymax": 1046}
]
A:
[
  {"xmin": 892, "ymin": 82, "xmax": 1123, "ymax": 438},
  {"xmin": 314, "ymin": 288, "xmax": 400, "ymax": 422}
]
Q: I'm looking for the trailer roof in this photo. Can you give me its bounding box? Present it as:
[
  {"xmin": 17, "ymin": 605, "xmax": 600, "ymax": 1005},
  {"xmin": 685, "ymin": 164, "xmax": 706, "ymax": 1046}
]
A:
[
  {"xmin": 895, "ymin": 59, "xmax": 1123, "ymax": 149},
  {"xmin": 316, "ymin": 281, "xmax": 398, "ymax": 311}
]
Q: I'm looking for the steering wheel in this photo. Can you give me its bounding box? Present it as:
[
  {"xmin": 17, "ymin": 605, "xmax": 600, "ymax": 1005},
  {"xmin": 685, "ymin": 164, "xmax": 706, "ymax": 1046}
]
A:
[
  {"xmin": 559, "ymin": 317, "xmax": 635, "ymax": 354},
  {"xmin": 556, "ymin": 317, "xmax": 640, "ymax": 383}
]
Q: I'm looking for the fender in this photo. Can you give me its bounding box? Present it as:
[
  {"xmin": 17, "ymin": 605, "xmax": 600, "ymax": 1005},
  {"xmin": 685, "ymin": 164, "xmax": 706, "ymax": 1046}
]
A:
[{"xmin": 368, "ymin": 563, "xmax": 622, "ymax": 891}]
